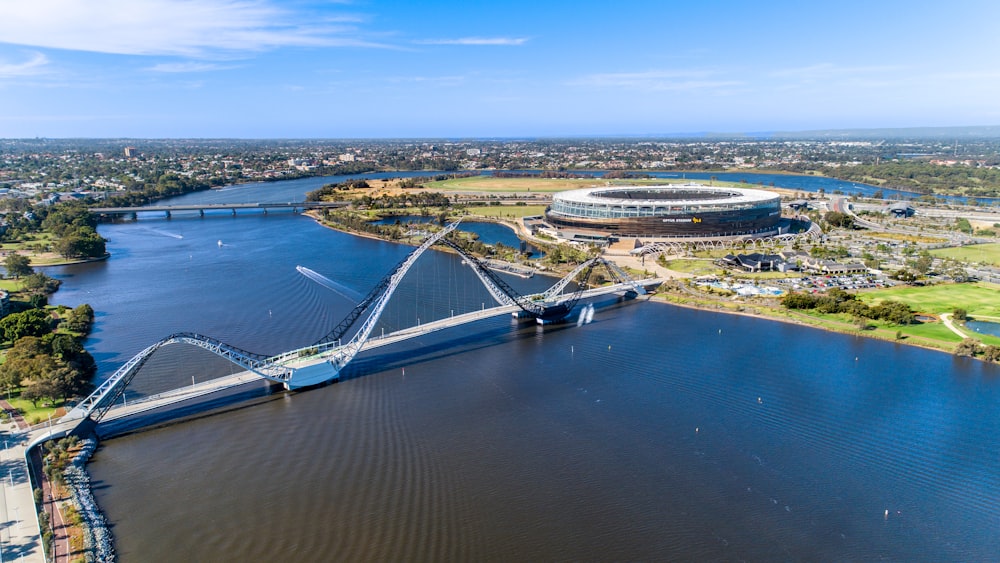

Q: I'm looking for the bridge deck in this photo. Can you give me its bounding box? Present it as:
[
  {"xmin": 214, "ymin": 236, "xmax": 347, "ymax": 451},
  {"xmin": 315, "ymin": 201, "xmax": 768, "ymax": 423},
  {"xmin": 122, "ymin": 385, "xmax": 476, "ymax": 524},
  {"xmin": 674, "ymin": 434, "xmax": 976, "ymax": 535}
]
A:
[
  {"xmin": 9, "ymin": 280, "xmax": 656, "ymax": 561},
  {"xmin": 90, "ymin": 201, "xmax": 349, "ymax": 214},
  {"xmin": 51, "ymin": 281, "xmax": 655, "ymax": 433}
]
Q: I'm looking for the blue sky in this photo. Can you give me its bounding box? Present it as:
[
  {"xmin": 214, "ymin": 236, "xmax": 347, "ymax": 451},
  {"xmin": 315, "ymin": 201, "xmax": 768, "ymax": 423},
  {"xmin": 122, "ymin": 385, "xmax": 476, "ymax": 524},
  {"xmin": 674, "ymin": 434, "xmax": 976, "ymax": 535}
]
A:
[{"xmin": 1, "ymin": 0, "xmax": 998, "ymax": 138}]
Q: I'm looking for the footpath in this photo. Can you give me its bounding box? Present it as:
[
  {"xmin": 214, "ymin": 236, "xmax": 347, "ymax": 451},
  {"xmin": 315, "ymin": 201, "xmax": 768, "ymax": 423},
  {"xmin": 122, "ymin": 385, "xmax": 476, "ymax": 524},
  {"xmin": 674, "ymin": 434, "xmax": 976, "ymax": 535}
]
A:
[{"xmin": 0, "ymin": 402, "xmax": 45, "ymax": 562}]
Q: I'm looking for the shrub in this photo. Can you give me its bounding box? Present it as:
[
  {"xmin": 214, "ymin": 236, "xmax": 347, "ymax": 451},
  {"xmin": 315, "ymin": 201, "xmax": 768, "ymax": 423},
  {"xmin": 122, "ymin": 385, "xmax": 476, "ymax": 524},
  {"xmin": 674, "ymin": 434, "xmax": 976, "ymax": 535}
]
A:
[{"xmin": 954, "ymin": 338, "xmax": 980, "ymax": 357}]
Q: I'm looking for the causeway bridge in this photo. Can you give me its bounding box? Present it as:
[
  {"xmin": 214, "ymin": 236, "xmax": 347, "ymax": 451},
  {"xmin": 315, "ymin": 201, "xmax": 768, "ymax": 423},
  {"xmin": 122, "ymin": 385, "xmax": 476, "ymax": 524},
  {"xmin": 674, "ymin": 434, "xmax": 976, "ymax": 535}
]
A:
[{"xmin": 90, "ymin": 201, "xmax": 349, "ymax": 218}]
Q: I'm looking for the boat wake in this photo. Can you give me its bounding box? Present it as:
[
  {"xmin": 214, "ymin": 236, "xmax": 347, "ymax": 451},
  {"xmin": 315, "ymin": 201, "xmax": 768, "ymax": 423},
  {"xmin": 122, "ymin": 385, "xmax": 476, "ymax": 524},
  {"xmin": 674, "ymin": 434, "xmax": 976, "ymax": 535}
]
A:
[
  {"xmin": 145, "ymin": 228, "xmax": 183, "ymax": 240},
  {"xmin": 296, "ymin": 266, "xmax": 364, "ymax": 302}
]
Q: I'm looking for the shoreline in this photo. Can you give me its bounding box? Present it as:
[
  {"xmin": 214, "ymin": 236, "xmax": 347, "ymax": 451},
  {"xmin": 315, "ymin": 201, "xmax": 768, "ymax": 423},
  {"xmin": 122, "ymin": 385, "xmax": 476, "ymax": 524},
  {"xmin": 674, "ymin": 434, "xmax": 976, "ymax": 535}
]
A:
[
  {"xmin": 305, "ymin": 207, "xmax": 984, "ymax": 361},
  {"xmin": 62, "ymin": 208, "xmax": 984, "ymax": 559},
  {"xmin": 647, "ymin": 285, "xmax": 968, "ymax": 359},
  {"xmin": 34, "ymin": 252, "xmax": 112, "ymax": 268}
]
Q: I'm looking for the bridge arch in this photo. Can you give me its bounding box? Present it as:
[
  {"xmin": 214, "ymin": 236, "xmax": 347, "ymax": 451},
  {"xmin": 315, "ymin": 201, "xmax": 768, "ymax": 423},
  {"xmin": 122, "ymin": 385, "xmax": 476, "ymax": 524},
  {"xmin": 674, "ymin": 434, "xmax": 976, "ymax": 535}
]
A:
[{"xmin": 62, "ymin": 221, "xmax": 648, "ymax": 425}]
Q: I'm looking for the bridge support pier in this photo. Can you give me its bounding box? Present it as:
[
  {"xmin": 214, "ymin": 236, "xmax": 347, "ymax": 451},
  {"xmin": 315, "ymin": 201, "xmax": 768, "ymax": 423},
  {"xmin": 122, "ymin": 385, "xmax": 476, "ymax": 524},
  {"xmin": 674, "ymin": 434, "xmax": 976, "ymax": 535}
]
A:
[
  {"xmin": 199, "ymin": 209, "xmax": 205, "ymax": 217},
  {"xmin": 231, "ymin": 209, "xmax": 237, "ymax": 216},
  {"xmin": 164, "ymin": 210, "xmax": 171, "ymax": 219}
]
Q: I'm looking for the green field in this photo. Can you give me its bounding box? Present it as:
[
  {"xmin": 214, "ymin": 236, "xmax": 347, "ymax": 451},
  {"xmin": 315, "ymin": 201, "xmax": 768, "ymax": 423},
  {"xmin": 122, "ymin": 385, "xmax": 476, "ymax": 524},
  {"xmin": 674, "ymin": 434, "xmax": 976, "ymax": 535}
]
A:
[
  {"xmin": 859, "ymin": 282, "xmax": 1000, "ymax": 317},
  {"xmin": 0, "ymin": 279, "xmax": 21, "ymax": 292},
  {"xmin": 462, "ymin": 205, "xmax": 548, "ymax": 218},
  {"xmin": 663, "ymin": 259, "xmax": 724, "ymax": 276},
  {"xmin": 929, "ymin": 243, "xmax": 1000, "ymax": 267},
  {"xmin": 423, "ymin": 175, "xmax": 758, "ymax": 193}
]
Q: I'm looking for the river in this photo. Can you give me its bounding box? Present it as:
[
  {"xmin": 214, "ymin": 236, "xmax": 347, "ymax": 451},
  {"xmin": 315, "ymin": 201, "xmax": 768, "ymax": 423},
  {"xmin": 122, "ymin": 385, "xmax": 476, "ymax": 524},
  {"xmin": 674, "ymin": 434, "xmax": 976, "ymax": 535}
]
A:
[{"xmin": 46, "ymin": 176, "xmax": 1000, "ymax": 561}]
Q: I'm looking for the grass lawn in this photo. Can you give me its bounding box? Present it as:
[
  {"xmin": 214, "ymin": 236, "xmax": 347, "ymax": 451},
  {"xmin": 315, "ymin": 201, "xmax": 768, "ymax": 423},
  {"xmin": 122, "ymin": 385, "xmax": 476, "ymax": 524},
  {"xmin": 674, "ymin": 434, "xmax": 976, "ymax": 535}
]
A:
[
  {"xmin": 463, "ymin": 205, "xmax": 548, "ymax": 218},
  {"xmin": 786, "ymin": 309, "xmax": 1000, "ymax": 349},
  {"xmin": 1, "ymin": 232, "xmax": 57, "ymax": 251},
  {"xmin": 929, "ymin": 243, "xmax": 1000, "ymax": 267},
  {"xmin": 663, "ymin": 259, "xmax": 724, "ymax": 276},
  {"xmin": 896, "ymin": 321, "xmax": 966, "ymax": 343},
  {"xmin": 859, "ymin": 282, "xmax": 1000, "ymax": 317},
  {"xmin": 7, "ymin": 395, "xmax": 62, "ymax": 426},
  {"xmin": 0, "ymin": 279, "xmax": 22, "ymax": 292}
]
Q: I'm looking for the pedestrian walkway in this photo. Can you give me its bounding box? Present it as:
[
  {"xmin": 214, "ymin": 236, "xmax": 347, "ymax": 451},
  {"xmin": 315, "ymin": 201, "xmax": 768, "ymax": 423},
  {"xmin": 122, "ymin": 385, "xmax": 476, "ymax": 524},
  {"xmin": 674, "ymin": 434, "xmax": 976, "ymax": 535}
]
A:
[{"xmin": 0, "ymin": 414, "xmax": 45, "ymax": 563}]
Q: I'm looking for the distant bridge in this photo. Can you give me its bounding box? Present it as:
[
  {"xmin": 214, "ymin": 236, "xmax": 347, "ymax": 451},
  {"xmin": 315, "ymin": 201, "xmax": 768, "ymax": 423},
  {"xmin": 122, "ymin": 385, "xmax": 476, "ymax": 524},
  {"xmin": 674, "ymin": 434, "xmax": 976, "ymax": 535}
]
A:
[
  {"xmin": 90, "ymin": 201, "xmax": 349, "ymax": 218},
  {"xmin": 57, "ymin": 220, "xmax": 656, "ymax": 430}
]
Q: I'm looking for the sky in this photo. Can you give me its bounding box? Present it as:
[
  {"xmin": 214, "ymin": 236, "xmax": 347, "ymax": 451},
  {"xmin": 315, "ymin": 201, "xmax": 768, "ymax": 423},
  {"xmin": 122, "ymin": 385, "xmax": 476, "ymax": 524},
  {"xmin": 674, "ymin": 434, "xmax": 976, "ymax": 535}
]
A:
[{"xmin": 1, "ymin": 0, "xmax": 999, "ymax": 138}]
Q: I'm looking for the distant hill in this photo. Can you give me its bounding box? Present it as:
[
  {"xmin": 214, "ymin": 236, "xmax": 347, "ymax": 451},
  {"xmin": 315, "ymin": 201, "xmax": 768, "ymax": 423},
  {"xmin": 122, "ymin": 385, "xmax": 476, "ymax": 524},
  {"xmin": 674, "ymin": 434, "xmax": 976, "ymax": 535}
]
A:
[
  {"xmin": 601, "ymin": 125, "xmax": 1000, "ymax": 140},
  {"xmin": 764, "ymin": 125, "xmax": 1000, "ymax": 140}
]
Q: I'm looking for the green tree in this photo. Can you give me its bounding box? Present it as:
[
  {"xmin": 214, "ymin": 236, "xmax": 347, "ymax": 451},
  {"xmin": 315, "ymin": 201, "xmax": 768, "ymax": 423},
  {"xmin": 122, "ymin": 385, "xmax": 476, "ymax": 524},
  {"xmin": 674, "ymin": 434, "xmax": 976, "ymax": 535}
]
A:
[
  {"xmin": 911, "ymin": 252, "xmax": 933, "ymax": 275},
  {"xmin": 40, "ymin": 204, "xmax": 97, "ymax": 238},
  {"xmin": 3, "ymin": 253, "xmax": 33, "ymax": 279},
  {"xmin": 0, "ymin": 308, "xmax": 52, "ymax": 342},
  {"xmin": 954, "ymin": 338, "xmax": 980, "ymax": 357},
  {"xmin": 54, "ymin": 227, "xmax": 106, "ymax": 259},
  {"xmin": 983, "ymin": 345, "xmax": 1000, "ymax": 363},
  {"xmin": 952, "ymin": 308, "xmax": 968, "ymax": 321},
  {"xmin": 823, "ymin": 211, "xmax": 854, "ymax": 229},
  {"xmin": 955, "ymin": 217, "xmax": 972, "ymax": 234},
  {"xmin": 21, "ymin": 272, "xmax": 60, "ymax": 294}
]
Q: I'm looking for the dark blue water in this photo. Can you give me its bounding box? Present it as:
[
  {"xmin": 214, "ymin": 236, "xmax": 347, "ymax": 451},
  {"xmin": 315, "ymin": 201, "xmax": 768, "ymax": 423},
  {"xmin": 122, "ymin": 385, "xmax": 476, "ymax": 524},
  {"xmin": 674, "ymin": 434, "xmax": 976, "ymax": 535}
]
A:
[
  {"xmin": 52, "ymin": 178, "xmax": 1000, "ymax": 561},
  {"xmin": 968, "ymin": 319, "xmax": 1000, "ymax": 338}
]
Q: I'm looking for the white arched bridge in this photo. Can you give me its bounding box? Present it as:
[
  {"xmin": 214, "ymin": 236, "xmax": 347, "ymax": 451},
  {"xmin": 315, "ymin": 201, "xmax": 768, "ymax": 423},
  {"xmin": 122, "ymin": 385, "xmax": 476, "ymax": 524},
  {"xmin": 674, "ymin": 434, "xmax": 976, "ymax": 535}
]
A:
[{"xmin": 60, "ymin": 220, "xmax": 657, "ymax": 427}]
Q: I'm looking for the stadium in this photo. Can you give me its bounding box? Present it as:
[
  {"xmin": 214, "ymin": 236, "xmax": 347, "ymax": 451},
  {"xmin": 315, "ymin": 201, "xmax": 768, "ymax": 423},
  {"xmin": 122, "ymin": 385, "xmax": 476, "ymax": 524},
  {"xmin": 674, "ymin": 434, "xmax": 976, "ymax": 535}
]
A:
[{"xmin": 543, "ymin": 184, "xmax": 783, "ymax": 240}]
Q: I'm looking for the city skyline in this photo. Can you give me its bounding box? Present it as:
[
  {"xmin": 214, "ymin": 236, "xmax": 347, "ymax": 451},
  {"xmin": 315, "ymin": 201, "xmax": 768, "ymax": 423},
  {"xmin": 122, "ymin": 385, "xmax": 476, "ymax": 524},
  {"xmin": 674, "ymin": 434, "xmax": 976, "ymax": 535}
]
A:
[{"xmin": 1, "ymin": 0, "xmax": 999, "ymax": 138}]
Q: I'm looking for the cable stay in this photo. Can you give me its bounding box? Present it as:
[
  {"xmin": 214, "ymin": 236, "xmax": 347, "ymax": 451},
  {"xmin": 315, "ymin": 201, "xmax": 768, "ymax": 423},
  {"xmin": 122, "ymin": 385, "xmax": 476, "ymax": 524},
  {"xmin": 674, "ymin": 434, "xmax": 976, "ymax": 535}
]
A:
[
  {"xmin": 311, "ymin": 220, "xmax": 461, "ymax": 384},
  {"xmin": 64, "ymin": 223, "xmax": 461, "ymax": 422},
  {"xmin": 62, "ymin": 221, "xmax": 654, "ymax": 424},
  {"xmin": 441, "ymin": 236, "xmax": 601, "ymax": 321}
]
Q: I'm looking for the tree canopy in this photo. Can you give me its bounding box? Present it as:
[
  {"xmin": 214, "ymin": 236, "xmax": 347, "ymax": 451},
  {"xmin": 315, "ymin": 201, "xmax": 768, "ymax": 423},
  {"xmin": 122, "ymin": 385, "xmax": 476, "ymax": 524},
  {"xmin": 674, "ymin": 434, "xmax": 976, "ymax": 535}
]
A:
[
  {"xmin": 0, "ymin": 308, "xmax": 53, "ymax": 342},
  {"xmin": 3, "ymin": 253, "xmax": 33, "ymax": 279}
]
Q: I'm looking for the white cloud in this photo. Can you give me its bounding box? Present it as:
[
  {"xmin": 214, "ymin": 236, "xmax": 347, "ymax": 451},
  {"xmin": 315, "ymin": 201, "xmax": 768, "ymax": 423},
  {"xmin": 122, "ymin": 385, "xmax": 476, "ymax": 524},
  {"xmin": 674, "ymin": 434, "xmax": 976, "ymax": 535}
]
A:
[
  {"xmin": 416, "ymin": 37, "xmax": 529, "ymax": 46},
  {"xmin": 0, "ymin": 51, "xmax": 49, "ymax": 78},
  {"xmin": 0, "ymin": 0, "xmax": 387, "ymax": 57},
  {"xmin": 574, "ymin": 70, "xmax": 741, "ymax": 91}
]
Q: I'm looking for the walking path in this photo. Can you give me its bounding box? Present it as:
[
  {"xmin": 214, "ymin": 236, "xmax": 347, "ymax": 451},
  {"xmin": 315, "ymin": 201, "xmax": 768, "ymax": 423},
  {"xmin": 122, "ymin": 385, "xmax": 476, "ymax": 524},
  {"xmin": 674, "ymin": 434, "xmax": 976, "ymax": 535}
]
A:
[
  {"xmin": 940, "ymin": 313, "xmax": 968, "ymax": 339},
  {"xmin": 0, "ymin": 404, "xmax": 45, "ymax": 563}
]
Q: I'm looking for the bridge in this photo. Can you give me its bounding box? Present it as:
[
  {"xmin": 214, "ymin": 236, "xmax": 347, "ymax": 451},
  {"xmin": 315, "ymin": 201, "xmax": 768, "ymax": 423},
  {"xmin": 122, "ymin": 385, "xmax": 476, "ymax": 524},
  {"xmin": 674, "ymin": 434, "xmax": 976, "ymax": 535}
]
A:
[
  {"xmin": 90, "ymin": 201, "xmax": 349, "ymax": 218},
  {"xmin": 3, "ymin": 221, "xmax": 657, "ymax": 562},
  {"xmin": 57, "ymin": 220, "xmax": 655, "ymax": 431}
]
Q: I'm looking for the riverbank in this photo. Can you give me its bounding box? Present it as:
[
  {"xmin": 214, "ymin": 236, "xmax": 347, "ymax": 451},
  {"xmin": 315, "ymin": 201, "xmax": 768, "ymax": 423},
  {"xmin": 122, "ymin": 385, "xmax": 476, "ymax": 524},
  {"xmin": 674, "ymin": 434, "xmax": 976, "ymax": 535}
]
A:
[
  {"xmin": 305, "ymin": 206, "xmax": 1000, "ymax": 362},
  {"xmin": 647, "ymin": 281, "xmax": 998, "ymax": 360},
  {"xmin": 1, "ymin": 249, "xmax": 111, "ymax": 268}
]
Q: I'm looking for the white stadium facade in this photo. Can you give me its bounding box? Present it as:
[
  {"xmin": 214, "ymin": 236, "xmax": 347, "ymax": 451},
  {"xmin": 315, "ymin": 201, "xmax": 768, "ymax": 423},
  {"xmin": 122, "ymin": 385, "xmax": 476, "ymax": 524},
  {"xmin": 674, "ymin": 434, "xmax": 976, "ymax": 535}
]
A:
[{"xmin": 544, "ymin": 184, "xmax": 783, "ymax": 239}]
